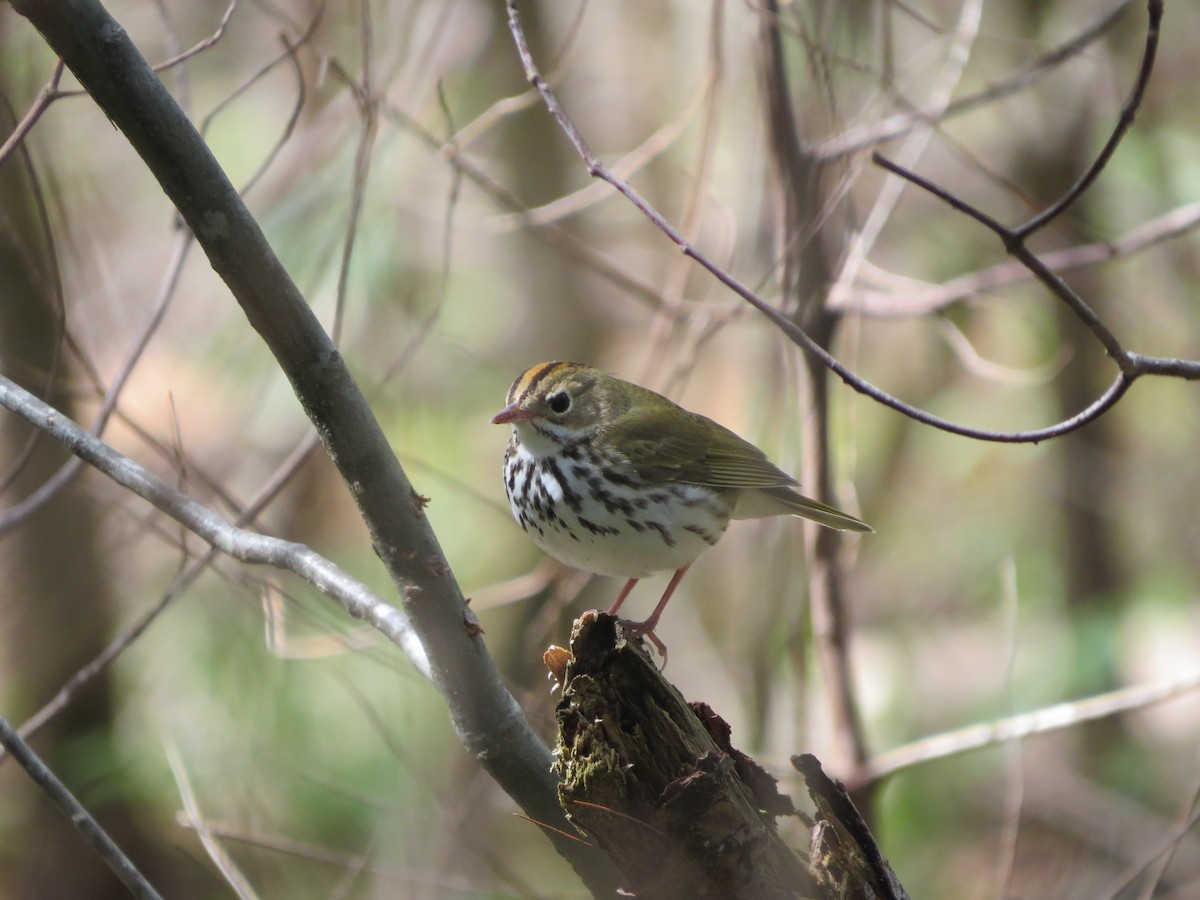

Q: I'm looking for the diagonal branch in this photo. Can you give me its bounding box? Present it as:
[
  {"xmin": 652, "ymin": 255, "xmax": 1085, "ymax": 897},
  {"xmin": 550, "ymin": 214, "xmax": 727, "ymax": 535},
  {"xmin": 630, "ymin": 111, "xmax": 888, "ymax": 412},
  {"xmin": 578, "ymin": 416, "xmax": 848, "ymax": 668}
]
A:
[
  {"xmin": 0, "ymin": 716, "xmax": 164, "ymax": 900},
  {"xmin": 0, "ymin": 374, "xmax": 429, "ymax": 678},
  {"xmin": 506, "ymin": 0, "xmax": 1200, "ymax": 447},
  {"xmin": 7, "ymin": 0, "xmax": 620, "ymax": 891}
]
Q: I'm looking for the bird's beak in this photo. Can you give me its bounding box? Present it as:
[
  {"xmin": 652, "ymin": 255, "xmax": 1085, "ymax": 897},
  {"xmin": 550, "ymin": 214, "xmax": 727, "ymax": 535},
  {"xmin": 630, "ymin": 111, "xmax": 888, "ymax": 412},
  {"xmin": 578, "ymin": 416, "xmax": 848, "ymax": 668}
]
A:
[{"xmin": 491, "ymin": 403, "xmax": 534, "ymax": 425}]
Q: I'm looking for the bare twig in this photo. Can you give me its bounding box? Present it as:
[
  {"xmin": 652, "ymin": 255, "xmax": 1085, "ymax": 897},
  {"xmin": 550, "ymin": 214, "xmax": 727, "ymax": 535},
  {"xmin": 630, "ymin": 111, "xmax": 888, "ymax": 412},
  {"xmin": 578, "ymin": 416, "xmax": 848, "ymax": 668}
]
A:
[
  {"xmin": 507, "ymin": 0, "xmax": 1199, "ymax": 448},
  {"xmin": 0, "ymin": 717, "xmax": 165, "ymax": 900},
  {"xmin": 0, "ymin": 88, "xmax": 69, "ymax": 496},
  {"xmin": 7, "ymin": 2, "xmax": 620, "ymax": 888},
  {"xmin": 1017, "ymin": 0, "xmax": 1161, "ymax": 238},
  {"xmin": 0, "ymin": 60, "xmax": 64, "ymax": 168},
  {"xmin": 50, "ymin": 0, "xmax": 242, "ymax": 98},
  {"xmin": 328, "ymin": 1, "xmax": 379, "ymax": 346},
  {"xmin": 861, "ymin": 668, "xmax": 1200, "ymax": 785},
  {"xmin": 154, "ymin": 0, "xmax": 239, "ymax": 73},
  {"xmin": 837, "ymin": 0, "xmax": 983, "ymax": 291},
  {"xmin": 166, "ymin": 744, "xmax": 260, "ymax": 900},
  {"xmin": 489, "ymin": 76, "xmax": 709, "ymax": 232},
  {"xmin": 0, "ymin": 11, "xmax": 316, "ymax": 535},
  {"xmin": 867, "ymin": 0, "xmax": 1161, "ymax": 366},
  {"xmin": 10, "ymin": 428, "xmax": 327, "ymax": 750},
  {"xmin": 0, "ymin": 232, "xmax": 194, "ymax": 535},
  {"xmin": 384, "ymin": 100, "xmax": 669, "ymax": 312},
  {"xmin": 0, "ymin": 374, "xmax": 431, "ymax": 678},
  {"xmin": 832, "ymin": 201, "xmax": 1200, "ymax": 317},
  {"xmin": 813, "ymin": 0, "xmax": 1137, "ymax": 160},
  {"xmin": 1130, "ymin": 754, "xmax": 1200, "ymax": 900},
  {"xmin": 757, "ymin": 0, "xmax": 867, "ymax": 787},
  {"xmin": 199, "ymin": 11, "xmax": 321, "ymax": 196}
]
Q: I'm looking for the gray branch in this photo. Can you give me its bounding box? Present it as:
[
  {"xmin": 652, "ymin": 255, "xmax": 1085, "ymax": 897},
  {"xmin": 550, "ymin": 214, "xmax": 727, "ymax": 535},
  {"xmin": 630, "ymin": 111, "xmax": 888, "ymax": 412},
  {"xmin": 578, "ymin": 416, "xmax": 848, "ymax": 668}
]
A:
[
  {"xmin": 8, "ymin": 0, "xmax": 620, "ymax": 892},
  {"xmin": 0, "ymin": 716, "xmax": 164, "ymax": 900},
  {"xmin": 0, "ymin": 375, "xmax": 429, "ymax": 677}
]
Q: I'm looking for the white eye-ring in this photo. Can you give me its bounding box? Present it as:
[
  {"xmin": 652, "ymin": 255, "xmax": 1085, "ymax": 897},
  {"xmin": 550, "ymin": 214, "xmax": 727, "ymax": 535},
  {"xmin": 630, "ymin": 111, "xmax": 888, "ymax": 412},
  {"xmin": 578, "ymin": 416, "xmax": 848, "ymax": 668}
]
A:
[{"xmin": 547, "ymin": 391, "xmax": 571, "ymax": 414}]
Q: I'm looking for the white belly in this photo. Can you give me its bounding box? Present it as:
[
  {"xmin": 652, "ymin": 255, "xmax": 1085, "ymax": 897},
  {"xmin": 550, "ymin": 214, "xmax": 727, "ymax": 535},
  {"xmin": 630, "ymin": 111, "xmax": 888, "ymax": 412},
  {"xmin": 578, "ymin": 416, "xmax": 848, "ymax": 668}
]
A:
[{"xmin": 503, "ymin": 442, "xmax": 732, "ymax": 578}]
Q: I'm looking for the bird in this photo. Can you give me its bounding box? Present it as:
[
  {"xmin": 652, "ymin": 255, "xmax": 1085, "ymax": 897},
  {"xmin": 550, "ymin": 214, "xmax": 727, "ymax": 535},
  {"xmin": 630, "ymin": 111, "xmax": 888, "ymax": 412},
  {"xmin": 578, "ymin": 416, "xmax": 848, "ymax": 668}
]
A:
[{"xmin": 491, "ymin": 361, "xmax": 871, "ymax": 659}]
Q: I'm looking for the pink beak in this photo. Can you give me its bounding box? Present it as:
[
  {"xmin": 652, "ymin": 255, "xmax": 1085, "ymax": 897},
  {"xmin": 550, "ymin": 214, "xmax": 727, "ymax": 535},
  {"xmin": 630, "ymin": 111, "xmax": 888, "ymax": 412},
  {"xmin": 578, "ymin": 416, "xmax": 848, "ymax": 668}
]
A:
[{"xmin": 491, "ymin": 403, "xmax": 534, "ymax": 425}]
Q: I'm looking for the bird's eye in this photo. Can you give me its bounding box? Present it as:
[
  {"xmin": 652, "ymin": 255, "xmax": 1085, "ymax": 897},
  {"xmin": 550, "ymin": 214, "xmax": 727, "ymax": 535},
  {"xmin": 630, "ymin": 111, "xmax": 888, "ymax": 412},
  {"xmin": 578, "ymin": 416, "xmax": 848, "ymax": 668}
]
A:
[{"xmin": 547, "ymin": 391, "xmax": 571, "ymax": 414}]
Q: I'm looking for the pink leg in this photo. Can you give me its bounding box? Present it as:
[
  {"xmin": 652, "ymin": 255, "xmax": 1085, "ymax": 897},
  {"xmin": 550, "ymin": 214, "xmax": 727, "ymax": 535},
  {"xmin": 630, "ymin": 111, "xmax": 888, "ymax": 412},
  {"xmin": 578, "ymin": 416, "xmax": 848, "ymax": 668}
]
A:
[
  {"xmin": 607, "ymin": 577, "xmax": 639, "ymax": 616},
  {"xmin": 637, "ymin": 566, "xmax": 689, "ymax": 636},
  {"xmin": 625, "ymin": 565, "xmax": 690, "ymax": 663}
]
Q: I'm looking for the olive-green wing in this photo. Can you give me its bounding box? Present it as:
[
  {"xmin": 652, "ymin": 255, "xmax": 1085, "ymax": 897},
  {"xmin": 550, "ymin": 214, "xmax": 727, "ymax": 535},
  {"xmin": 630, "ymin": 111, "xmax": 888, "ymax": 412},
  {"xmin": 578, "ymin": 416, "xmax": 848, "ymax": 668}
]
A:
[
  {"xmin": 602, "ymin": 390, "xmax": 797, "ymax": 488},
  {"xmin": 604, "ymin": 386, "xmax": 873, "ymax": 532}
]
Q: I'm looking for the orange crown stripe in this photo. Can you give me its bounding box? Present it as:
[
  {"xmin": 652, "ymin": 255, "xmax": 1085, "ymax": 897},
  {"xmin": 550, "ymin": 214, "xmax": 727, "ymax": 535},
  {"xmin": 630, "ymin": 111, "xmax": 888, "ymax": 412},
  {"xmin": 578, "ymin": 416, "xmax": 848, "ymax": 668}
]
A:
[{"xmin": 507, "ymin": 360, "xmax": 575, "ymax": 404}]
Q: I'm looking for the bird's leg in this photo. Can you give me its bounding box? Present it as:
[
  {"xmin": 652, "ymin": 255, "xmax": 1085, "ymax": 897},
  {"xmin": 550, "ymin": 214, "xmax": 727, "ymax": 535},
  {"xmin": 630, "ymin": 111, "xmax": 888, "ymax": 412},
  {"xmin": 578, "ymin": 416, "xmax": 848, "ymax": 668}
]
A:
[
  {"xmin": 607, "ymin": 577, "xmax": 639, "ymax": 616},
  {"xmin": 623, "ymin": 565, "xmax": 690, "ymax": 663}
]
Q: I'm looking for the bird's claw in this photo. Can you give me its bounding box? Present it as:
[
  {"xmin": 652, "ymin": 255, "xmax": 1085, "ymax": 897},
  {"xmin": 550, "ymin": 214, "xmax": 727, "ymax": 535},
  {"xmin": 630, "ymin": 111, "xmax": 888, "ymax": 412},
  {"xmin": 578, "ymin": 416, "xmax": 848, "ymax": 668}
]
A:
[{"xmin": 617, "ymin": 616, "xmax": 669, "ymax": 668}]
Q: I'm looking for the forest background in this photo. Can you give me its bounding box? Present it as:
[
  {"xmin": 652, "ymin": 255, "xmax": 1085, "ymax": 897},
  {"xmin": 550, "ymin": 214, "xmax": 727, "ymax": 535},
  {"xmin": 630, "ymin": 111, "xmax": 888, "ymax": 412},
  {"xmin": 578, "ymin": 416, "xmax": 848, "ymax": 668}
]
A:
[{"xmin": 2, "ymin": 1, "xmax": 1199, "ymax": 897}]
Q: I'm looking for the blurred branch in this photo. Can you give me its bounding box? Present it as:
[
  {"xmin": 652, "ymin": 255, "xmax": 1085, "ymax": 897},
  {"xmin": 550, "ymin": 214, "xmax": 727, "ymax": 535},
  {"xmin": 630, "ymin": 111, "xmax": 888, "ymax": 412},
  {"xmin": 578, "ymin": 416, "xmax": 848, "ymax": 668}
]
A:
[
  {"xmin": 832, "ymin": 200, "xmax": 1200, "ymax": 316},
  {"xmin": 836, "ymin": 0, "xmax": 982, "ymax": 294},
  {"xmin": 384, "ymin": 102, "xmax": 669, "ymax": 313},
  {"xmin": 1105, "ymin": 794, "xmax": 1200, "ymax": 899},
  {"xmin": 813, "ymin": 0, "xmax": 1137, "ymax": 160},
  {"xmin": 0, "ymin": 59, "xmax": 64, "ymax": 168},
  {"xmin": 861, "ymin": 668, "xmax": 1200, "ymax": 787},
  {"xmin": 326, "ymin": 0, "xmax": 377, "ymax": 347},
  {"xmin": 0, "ymin": 15, "xmax": 312, "ymax": 535},
  {"xmin": 0, "ymin": 717, "xmax": 164, "ymax": 900},
  {"xmin": 507, "ymin": 0, "xmax": 1200, "ymax": 447},
  {"xmin": 490, "ymin": 75, "xmax": 708, "ymax": 231},
  {"xmin": 0, "ymin": 232, "xmax": 192, "ymax": 535},
  {"xmin": 200, "ymin": 20, "xmax": 317, "ymax": 197},
  {"xmin": 757, "ymin": 0, "xmax": 868, "ymax": 792},
  {"xmin": 0, "ymin": 89, "xmax": 69, "ymax": 495},
  {"xmin": 6, "ymin": 1, "xmax": 621, "ymax": 891},
  {"xmin": 12, "ymin": 428, "xmax": 322, "ymax": 751},
  {"xmin": 0, "ymin": 374, "xmax": 431, "ymax": 678},
  {"xmin": 166, "ymin": 743, "xmax": 259, "ymax": 900}
]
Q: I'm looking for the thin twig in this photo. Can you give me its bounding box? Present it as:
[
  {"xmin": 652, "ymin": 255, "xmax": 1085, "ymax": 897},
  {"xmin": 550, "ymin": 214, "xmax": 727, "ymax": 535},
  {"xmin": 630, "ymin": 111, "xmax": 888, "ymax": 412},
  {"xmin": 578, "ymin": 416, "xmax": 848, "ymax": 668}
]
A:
[
  {"xmin": 153, "ymin": 0, "xmax": 239, "ymax": 73},
  {"xmin": 1131, "ymin": 753, "xmax": 1200, "ymax": 900},
  {"xmin": 1102, "ymin": 806, "xmax": 1200, "ymax": 900},
  {"xmin": 329, "ymin": 0, "xmax": 379, "ymax": 346},
  {"xmin": 1016, "ymin": 0, "xmax": 1161, "ymax": 237},
  {"xmin": 0, "ymin": 60, "xmax": 64, "ymax": 168},
  {"xmin": 166, "ymin": 743, "xmax": 260, "ymax": 900},
  {"xmin": 0, "ymin": 87, "xmax": 68, "ymax": 496},
  {"xmin": 0, "ymin": 717, "xmax": 165, "ymax": 900},
  {"xmin": 0, "ymin": 374, "xmax": 431, "ymax": 679},
  {"xmin": 10, "ymin": 428, "xmax": 327, "ymax": 751},
  {"xmin": 505, "ymin": 0, "xmax": 1199, "ymax": 448},
  {"xmin": 0, "ymin": 9, "xmax": 318, "ymax": 535},
  {"xmin": 757, "ymin": 0, "xmax": 868, "ymax": 785},
  {"xmin": 833, "ymin": 201, "xmax": 1200, "ymax": 317},
  {"xmin": 861, "ymin": 668, "xmax": 1200, "ymax": 785},
  {"xmin": 813, "ymin": 0, "xmax": 1138, "ymax": 160},
  {"xmin": 0, "ymin": 232, "xmax": 194, "ymax": 535}
]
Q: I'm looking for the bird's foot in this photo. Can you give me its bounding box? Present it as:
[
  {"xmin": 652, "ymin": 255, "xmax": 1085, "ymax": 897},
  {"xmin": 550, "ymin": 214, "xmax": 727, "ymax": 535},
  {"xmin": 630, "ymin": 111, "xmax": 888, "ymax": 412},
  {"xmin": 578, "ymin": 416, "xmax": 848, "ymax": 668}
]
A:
[{"xmin": 617, "ymin": 616, "xmax": 669, "ymax": 668}]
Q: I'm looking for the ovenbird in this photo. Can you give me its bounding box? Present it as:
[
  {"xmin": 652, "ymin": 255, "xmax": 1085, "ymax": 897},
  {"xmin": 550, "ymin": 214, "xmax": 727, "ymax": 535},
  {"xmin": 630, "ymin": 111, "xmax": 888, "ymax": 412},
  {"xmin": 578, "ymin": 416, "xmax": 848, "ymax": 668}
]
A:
[{"xmin": 492, "ymin": 361, "xmax": 872, "ymax": 657}]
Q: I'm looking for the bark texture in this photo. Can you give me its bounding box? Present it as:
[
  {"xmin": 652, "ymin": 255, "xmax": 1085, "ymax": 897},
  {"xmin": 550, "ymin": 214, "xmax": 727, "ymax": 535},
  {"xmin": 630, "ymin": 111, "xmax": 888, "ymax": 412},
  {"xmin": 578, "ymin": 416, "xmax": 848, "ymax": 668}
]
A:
[{"xmin": 550, "ymin": 613, "xmax": 907, "ymax": 899}]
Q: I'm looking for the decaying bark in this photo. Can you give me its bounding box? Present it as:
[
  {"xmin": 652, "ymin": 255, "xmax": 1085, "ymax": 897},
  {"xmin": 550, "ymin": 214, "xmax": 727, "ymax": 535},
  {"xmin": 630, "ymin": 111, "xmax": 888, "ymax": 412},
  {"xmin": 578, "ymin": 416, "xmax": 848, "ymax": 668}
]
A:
[{"xmin": 548, "ymin": 612, "xmax": 908, "ymax": 899}]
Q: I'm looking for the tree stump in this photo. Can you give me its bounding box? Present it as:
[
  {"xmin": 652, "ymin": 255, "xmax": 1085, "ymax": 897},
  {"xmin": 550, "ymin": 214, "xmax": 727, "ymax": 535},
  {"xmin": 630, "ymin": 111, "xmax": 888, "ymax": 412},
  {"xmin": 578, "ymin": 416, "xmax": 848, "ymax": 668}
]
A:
[{"xmin": 547, "ymin": 612, "xmax": 908, "ymax": 899}]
